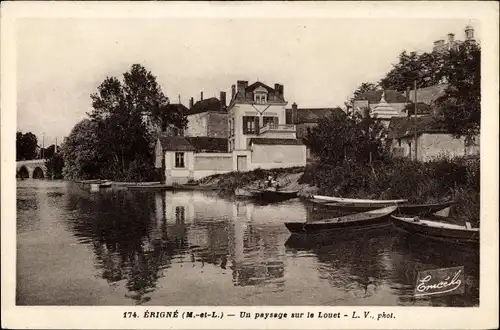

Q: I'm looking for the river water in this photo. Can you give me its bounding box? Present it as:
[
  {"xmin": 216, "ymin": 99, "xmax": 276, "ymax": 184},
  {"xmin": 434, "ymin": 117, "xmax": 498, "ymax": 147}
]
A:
[{"xmin": 16, "ymin": 180, "xmax": 479, "ymax": 306}]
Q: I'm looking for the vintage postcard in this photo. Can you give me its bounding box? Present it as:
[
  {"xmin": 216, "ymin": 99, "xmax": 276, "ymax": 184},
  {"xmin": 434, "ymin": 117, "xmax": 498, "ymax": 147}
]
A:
[{"xmin": 1, "ymin": 1, "xmax": 498, "ymax": 329}]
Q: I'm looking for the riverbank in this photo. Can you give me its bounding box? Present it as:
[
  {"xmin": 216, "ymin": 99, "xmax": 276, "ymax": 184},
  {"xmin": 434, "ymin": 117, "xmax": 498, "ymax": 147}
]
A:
[{"xmin": 199, "ymin": 155, "xmax": 480, "ymax": 226}]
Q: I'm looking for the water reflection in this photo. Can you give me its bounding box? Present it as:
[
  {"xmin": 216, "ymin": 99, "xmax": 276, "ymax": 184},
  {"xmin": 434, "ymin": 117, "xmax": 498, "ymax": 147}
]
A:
[
  {"xmin": 17, "ymin": 181, "xmax": 479, "ymax": 306},
  {"xmin": 63, "ymin": 189, "xmax": 298, "ymax": 304}
]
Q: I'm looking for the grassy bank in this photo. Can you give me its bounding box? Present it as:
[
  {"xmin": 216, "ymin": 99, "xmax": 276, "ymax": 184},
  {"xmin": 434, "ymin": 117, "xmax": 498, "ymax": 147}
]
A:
[
  {"xmin": 200, "ymin": 155, "xmax": 480, "ymax": 226},
  {"xmin": 301, "ymin": 155, "xmax": 480, "ymax": 225}
]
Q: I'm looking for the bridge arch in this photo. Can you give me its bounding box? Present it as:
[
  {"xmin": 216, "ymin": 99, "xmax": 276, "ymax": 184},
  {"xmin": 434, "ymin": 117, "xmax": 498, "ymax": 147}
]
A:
[
  {"xmin": 32, "ymin": 167, "xmax": 45, "ymax": 179},
  {"xmin": 16, "ymin": 159, "xmax": 48, "ymax": 180},
  {"xmin": 17, "ymin": 166, "xmax": 30, "ymax": 179}
]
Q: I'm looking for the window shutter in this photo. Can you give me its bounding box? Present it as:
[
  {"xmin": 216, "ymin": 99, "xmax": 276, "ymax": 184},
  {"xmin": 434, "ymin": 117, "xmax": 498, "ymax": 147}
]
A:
[{"xmin": 243, "ymin": 117, "xmax": 248, "ymax": 134}]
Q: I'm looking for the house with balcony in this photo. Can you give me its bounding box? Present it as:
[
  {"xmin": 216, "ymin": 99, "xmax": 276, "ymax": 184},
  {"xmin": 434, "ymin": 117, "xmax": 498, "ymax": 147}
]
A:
[{"xmin": 227, "ymin": 80, "xmax": 306, "ymax": 171}]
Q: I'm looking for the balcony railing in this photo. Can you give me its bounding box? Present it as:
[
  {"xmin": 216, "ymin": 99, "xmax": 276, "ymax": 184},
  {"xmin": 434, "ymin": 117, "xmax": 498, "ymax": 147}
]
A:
[{"xmin": 259, "ymin": 124, "xmax": 296, "ymax": 135}]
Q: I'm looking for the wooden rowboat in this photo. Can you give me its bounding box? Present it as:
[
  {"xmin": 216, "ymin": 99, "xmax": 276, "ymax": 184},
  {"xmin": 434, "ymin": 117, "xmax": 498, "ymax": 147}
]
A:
[
  {"xmin": 311, "ymin": 199, "xmax": 454, "ymax": 216},
  {"xmin": 252, "ymin": 189, "xmax": 298, "ymax": 203},
  {"xmin": 312, "ymin": 195, "xmax": 407, "ymax": 204},
  {"xmin": 390, "ymin": 215, "xmax": 479, "ymax": 245},
  {"xmin": 285, "ymin": 206, "xmax": 397, "ymax": 234}
]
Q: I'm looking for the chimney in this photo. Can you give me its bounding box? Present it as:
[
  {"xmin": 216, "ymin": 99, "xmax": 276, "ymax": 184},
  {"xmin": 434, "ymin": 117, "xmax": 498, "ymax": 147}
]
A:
[
  {"xmin": 189, "ymin": 97, "xmax": 194, "ymax": 109},
  {"xmin": 275, "ymin": 83, "xmax": 280, "ymax": 93},
  {"xmin": 447, "ymin": 33, "xmax": 455, "ymax": 44},
  {"xmin": 231, "ymin": 84, "xmax": 236, "ymax": 99},
  {"xmin": 200, "ymin": 91, "xmax": 203, "ymax": 101},
  {"xmin": 220, "ymin": 91, "xmax": 226, "ymax": 109},
  {"xmin": 292, "ymin": 102, "xmax": 298, "ymax": 124},
  {"xmin": 237, "ymin": 80, "xmax": 248, "ymax": 99},
  {"xmin": 280, "ymin": 84, "xmax": 284, "ymax": 98}
]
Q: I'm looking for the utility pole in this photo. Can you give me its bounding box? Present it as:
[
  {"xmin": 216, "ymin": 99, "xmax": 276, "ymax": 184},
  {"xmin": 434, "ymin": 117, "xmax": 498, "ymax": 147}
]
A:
[
  {"xmin": 413, "ymin": 80, "xmax": 418, "ymax": 161},
  {"xmin": 42, "ymin": 133, "xmax": 45, "ymax": 159}
]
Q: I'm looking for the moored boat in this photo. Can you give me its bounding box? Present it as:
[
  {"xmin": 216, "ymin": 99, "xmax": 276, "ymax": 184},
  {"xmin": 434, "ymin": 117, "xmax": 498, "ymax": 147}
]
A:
[
  {"xmin": 285, "ymin": 206, "xmax": 397, "ymax": 234},
  {"xmin": 390, "ymin": 215, "xmax": 479, "ymax": 245},
  {"xmin": 252, "ymin": 189, "xmax": 298, "ymax": 203},
  {"xmin": 312, "ymin": 195, "xmax": 407, "ymax": 204},
  {"xmin": 311, "ymin": 199, "xmax": 454, "ymax": 216},
  {"xmin": 99, "ymin": 180, "xmax": 112, "ymax": 188},
  {"xmin": 234, "ymin": 188, "xmax": 257, "ymax": 198}
]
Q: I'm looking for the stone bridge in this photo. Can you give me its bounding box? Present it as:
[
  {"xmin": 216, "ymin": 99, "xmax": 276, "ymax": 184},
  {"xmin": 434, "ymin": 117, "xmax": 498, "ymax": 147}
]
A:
[{"xmin": 16, "ymin": 159, "xmax": 48, "ymax": 179}]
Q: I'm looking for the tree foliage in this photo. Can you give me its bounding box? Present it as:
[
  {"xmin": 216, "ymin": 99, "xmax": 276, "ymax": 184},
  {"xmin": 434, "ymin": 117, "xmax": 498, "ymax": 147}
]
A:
[
  {"xmin": 379, "ymin": 50, "xmax": 446, "ymax": 91},
  {"xmin": 434, "ymin": 42, "xmax": 481, "ymax": 140},
  {"xmin": 303, "ymin": 110, "xmax": 387, "ymax": 165},
  {"xmin": 63, "ymin": 64, "xmax": 185, "ymax": 181},
  {"xmin": 45, "ymin": 151, "xmax": 65, "ymax": 179},
  {"xmin": 16, "ymin": 131, "xmax": 38, "ymax": 161},
  {"xmin": 345, "ymin": 82, "xmax": 377, "ymax": 110},
  {"xmin": 61, "ymin": 119, "xmax": 100, "ymax": 180}
]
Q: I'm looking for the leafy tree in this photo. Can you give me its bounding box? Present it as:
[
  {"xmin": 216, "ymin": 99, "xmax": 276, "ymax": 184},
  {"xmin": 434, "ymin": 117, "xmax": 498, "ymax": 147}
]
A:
[
  {"xmin": 435, "ymin": 42, "xmax": 480, "ymax": 141},
  {"xmin": 303, "ymin": 110, "xmax": 387, "ymax": 165},
  {"xmin": 45, "ymin": 152, "xmax": 65, "ymax": 179},
  {"xmin": 16, "ymin": 131, "xmax": 38, "ymax": 160},
  {"xmin": 379, "ymin": 50, "xmax": 448, "ymax": 91},
  {"xmin": 84, "ymin": 64, "xmax": 185, "ymax": 181},
  {"xmin": 61, "ymin": 119, "xmax": 100, "ymax": 180},
  {"xmin": 345, "ymin": 82, "xmax": 377, "ymax": 111}
]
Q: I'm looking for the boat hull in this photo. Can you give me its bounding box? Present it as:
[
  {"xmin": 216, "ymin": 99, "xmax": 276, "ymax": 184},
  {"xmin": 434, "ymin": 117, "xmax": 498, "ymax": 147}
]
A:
[
  {"xmin": 285, "ymin": 206, "xmax": 397, "ymax": 234},
  {"xmin": 312, "ymin": 195, "xmax": 407, "ymax": 204},
  {"xmin": 390, "ymin": 216, "xmax": 479, "ymax": 245},
  {"xmin": 311, "ymin": 199, "xmax": 454, "ymax": 216},
  {"xmin": 253, "ymin": 190, "xmax": 298, "ymax": 203}
]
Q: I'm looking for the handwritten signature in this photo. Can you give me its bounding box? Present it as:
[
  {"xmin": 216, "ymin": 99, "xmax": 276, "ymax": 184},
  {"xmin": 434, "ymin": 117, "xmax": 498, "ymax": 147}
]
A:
[{"xmin": 415, "ymin": 268, "xmax": 463, "ymax": 297}]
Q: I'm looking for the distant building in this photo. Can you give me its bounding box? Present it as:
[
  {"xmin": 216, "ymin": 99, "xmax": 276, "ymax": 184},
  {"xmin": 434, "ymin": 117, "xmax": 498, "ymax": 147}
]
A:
[
  {"xmin": 184, "ymin": 92, "xmax": 228, "ymax": 138},
  {"xmin": 387, "ymin": 116, "xmax": 479, "ymax": 162},
  {"xmin": 432, "ymin": 25, "xmax": 476, "ymax": 53},
  {"xmin": 352, "ymin": 90, "xmax": 409, "ymax": 127}
]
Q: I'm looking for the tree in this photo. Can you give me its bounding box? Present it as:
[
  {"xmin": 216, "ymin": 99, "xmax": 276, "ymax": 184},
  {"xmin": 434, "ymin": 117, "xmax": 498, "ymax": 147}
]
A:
[
  {"xmin": 303, "ymin": 110, "xmax": 387, "ymax": 165},
  {"xmin": 16, "ymin": 131, "xmax": 38, "ymax": 161},
  {"xmin": 345, "ymin": 82, "xmax": 377, "ymax": 111},
  {"xmin": 85, "ymin": 64, "xmax": 185, "ymax": 181},
  {"xmin": 45, "ymin": 152, "xmax": 65, "ymax": 179},
  {"xmin": 379, "ymin": 50, "xmax": 448, "ymax": 91},
  {"xmin": 435, "ymin": 42, "xmax": 480, "ymax": 141},
  {"xmin": 60, "ymin": 119, "xmax": 100, "ymax": 180}
]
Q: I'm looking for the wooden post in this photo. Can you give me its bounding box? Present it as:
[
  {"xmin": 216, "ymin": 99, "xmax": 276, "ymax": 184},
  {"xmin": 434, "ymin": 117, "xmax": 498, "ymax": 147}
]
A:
[{"xmin": 414, "ymin": 80, "xmax": 418, "ymax": 161}]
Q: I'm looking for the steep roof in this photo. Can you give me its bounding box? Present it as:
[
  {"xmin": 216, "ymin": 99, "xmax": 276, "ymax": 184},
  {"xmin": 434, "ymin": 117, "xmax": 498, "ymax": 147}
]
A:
[
  {"xmin": 286, "ymin": 107, "xmax": 345, "ymax": 124},
  {"xmin": 185, "ymin": 137, "xmax": 228, "ymax": 153},
  {"xmin": 245, "ymin": 81, "xmax": 276, "ymax": 93},
  {"xmin": 157, "ymin": 136, "xmax": 196, "ymax": 151},
  {"xmin": 406, "ymin": 84, "xmax": 448, "ymax": 105},
  {"xmin": 355, "ymin": 90, "xmax": 408, "ymax": 103},
  {"xmin": 249, "ymin": 138, "xmax": 304, "ymax": 146},
  {"xmin": 157, "ymin": 136, "xmax": 228, "ymax": 152},
  {"xmin": 387, "ymin": 116, "xmax": 448, "ymax": 139},
  {"xmin": 185, "ymin": 97, "xmax": 224, "ymax": 116},
  {"xmin": 166, "ymin": 103, "xmax": 189, "ymax": 114}
]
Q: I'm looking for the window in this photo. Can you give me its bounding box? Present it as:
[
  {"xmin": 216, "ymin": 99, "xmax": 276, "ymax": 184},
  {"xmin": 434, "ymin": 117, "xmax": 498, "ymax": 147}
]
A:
[
  {"xmin": 254, "ymin": 93, "xmax": 267, "ymax": 104},
  {"xmin": 243, "ymin": 116, "xmax": 258, "ymax": 134},
  {"xmin": 175, "ymin": 152, "xmax": 185, "ymax": 168},
  {"xmin": 263, "ymin": 116, "xmax": 279, "ymax": 128}
]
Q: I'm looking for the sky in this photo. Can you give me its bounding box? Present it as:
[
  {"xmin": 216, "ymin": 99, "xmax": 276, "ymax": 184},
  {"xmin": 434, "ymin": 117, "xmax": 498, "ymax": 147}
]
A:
[{"xmin": 16, "ymin": 17, "xmax": 478, "ymax": 147}]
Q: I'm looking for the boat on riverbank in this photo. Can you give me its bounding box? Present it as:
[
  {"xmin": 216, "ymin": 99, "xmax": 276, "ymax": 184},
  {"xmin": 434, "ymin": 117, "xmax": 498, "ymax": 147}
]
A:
[
  {"xmin": 310, "ymin": 199, "xmax": 454, "ymax": 216},
  {"xmin": 285, "ymin": 206, "xmax": 397, "ymax": 234},
  {"xmin": 312, "ymin": 195, "xmax": 408, "ymax": 204},
  {"xmin": 390, "ymin": 215, "xmax": 479, "ymax": 245},
  {"xmin": 235, "ymin": 187, "xmax": 298, "ymax": 203}
]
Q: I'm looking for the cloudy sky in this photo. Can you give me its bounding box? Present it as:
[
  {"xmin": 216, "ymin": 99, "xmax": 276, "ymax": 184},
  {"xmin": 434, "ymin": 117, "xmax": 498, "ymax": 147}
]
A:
[{"xmin": 16, "ymin": 13, "xmax": 478, "ymax": 146}]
